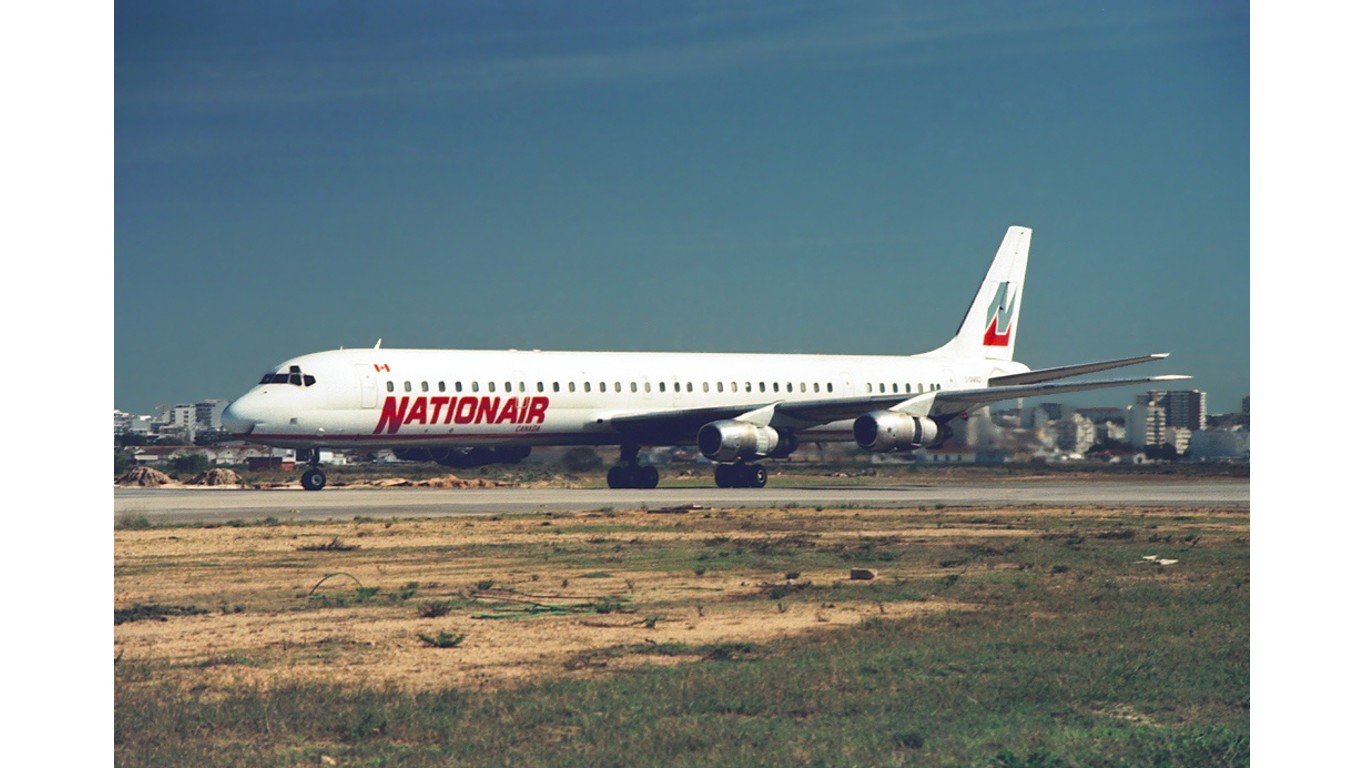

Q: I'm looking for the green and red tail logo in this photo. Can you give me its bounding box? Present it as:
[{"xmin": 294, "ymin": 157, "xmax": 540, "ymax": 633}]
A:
[{"xmin": 982, "ymin": 282, "xmax": 1016, "ymax": 347}]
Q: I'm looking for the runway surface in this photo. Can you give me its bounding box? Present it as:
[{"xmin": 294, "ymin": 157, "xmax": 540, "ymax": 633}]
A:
[{"xmin": 115, "ymin": 478, "xmax": 1248, "ymax": 524}]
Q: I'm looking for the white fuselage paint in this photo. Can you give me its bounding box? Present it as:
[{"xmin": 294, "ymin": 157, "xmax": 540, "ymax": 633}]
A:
[{"xmin": 225, "ymin": 347, "xmax": 1030, "ymax": 451}]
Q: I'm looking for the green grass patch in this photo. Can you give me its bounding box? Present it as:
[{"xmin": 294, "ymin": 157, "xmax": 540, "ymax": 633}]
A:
[{"xmin": 115, "ymin": 603, "xmax": 208, "ymax": 625}]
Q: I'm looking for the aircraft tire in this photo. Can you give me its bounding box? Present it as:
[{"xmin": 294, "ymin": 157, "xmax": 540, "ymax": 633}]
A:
[
  {"xmin": 301, "ymin": 468, "xmax": 327, "ymax": 491},
  {"xmin": 636, "ymin": 465, "xmax": 659, "ymax": 489},
  {"xmin": 607, "ymin": 466, "xmax": 626, "ymax": 489},
  {"xmin": 713, "ymin": 464, "xmax": 734, "ymax": 488},
  {"xmin": 749, "ymin": 464, "xmax": 768, "ymax": 488}
]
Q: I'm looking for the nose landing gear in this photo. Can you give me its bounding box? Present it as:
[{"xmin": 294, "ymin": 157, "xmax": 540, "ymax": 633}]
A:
[{"xmin": 298, "ymin": 448, "xmax": 326, "ymax": 491}]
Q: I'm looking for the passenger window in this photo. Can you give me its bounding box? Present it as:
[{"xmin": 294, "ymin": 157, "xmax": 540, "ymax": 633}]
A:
[
  {"xmin": 472, "ymin": 381, "xmax": 480, "ymax": 392},
  {"xmin": 421, "ymin": 381, "xmax": 429, "ymax": 392},
  {"xmin": 759, "ymin": 382, "xmax": 765, "ymax": 393},
  {"xmin": 686, "ymin": 382, "xmax": 693, "ymax": 392},
  {"xmin": 537, "ymin": 382, "xmax": 544, "ymax": 393},
  {"xmin": 438, "ymin": 381, "xmax": 446, "ymax": 392},
  {"xmin": 800, "ymin": 382, "xmax": 806, "ymax": 393},
  {"xmin": 703, "ymin": 382, "xmax": 710, "ymax": 393},
  {"xmin": 552, "ymin": 382, "xmax": 560, "ymax": 393},
  {"xmin": 386, "ymin": 381, "xmax": 394, "ymax": 392},
  {"xmin": 745, "ymin": 382, "xmax": 752, "ymax": 393},
  {"xmin": 615, "ymin": 382, "xmax": 622, "ymax": 392},
  {"xmin": 630, "ymin": 382, "xmax": 638, "ymax": 393},
  {"xmin": 599, "ymin": 382, "xmax": 606, "ymax": 392},
  {"xmin": 568, "ymin": 382, "xmax": 576, "ymax": 393},
  {"xmin": 645, "ymin": 382, "xmax": 651, "ymax": 393},
  {"xmin": 488, "ymin": 381, "xmax": 496, "ymax": 392},
  {"xmin": 404, "ymin": 381, "xmax": 412, "ymax": 393},
  {"xmin": 455, "ymin": 382, "xmax": 463, "ymax": 393},
  {"xmin": 517, "ymin": 382, "xmax": 525, "ymax": 393},
  {"xmin": 504, "ymin": 382, "xmax": 512, "ymax": 393},
  {"xmin": 674, "ymin": 382, "xmax": 681, "ymax": 392}
]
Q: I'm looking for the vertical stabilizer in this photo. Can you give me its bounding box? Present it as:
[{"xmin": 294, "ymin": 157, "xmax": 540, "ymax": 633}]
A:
[{"xmin": 931, "ymin": 226, "xmax": 1031, "ymax": 361}]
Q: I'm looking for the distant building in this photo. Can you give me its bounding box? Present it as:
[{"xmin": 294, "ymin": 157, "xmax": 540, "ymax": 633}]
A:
[
  {"xmin": 1160, "ymin": 390, "xmax": 1207, "ymax": 431},
  {"xmin": 195, "ymin": 400, "xmax": 228, "ymax": 432},
  {"xmin": 1128, "ymin": 396, "xmax": 1167, "ymax": 449},
  {"xmin": 1024, "ymin": 402, "xmax": 1071, "ymax": 429},
  {"xmin": 114, "ymin": 410, "xmax": 155, "ymax": 437},
  {"xmin": 1189, "ymin": 430, "xmax": 1251, "ymax": 461},
  {"xmin": 1056, "ymin": 413, "xmax": 1097, "ymax": 454}
]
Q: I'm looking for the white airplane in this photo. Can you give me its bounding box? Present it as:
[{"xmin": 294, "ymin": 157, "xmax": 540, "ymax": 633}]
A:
[{"xmin": 221, "ymin": 226, "xmax": 1188, "ymax": 490}]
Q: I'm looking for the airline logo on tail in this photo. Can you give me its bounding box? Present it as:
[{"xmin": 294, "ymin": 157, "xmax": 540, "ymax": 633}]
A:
[{"xmin": 982, "ymin": 282, "xmax": 1016, "ymax": 347}]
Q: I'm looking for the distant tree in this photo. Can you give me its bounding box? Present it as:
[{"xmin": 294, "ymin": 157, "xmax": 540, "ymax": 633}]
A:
[
  {"xmin": 172, "ymin": 453, "xmax": 211, "ymax": 475},
  {"xmin": 115, "ymin": 449, "xmax": 133, "ymax": 476},
  {"xmin": 561, "ymin": 447, "xmax": 604, "ymax": 473},
  {"xmin": 1143, "ymin": 443, "xmax": 1178, "ymax": 461}
]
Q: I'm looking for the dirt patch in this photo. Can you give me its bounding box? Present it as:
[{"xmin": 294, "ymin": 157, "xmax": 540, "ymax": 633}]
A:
[{"xmin": 114, "ymin": 506, "xmax": 1236, "ymax": 694}]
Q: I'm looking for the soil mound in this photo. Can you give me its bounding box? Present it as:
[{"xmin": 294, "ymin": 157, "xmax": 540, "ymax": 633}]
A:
[
  {"xmin": 118, "ymin": 467, "xmax": 177, "ymax": 487},
  {"xmin": 190, "ymin": 468, "xmax": 242, "ymax": 486}
]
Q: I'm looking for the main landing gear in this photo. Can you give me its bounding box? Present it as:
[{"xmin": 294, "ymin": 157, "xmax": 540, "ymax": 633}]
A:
[
  {"xmin": 299, "ymin": 448, "xmax": 326, "ymax": 491},
  {"xmin": 714, "ymin": 462, "xmax": 767, "ymax": 488},
  {"xmin": 606, "ymin": 444, "xmax": 659, "ymax": 489}
]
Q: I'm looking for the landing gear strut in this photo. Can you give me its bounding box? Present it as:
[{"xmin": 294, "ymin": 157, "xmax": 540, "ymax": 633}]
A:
[
  {"xmin": 714, "ymin": 462, "xmax": 767, "ymax": 488},
  {"xmin": 298, "ymin": 448, "xmax": 326, "ymax": 491},
  {"xmin": 606, "ymin": 444, "xmax": 659, "ymax": 489}
]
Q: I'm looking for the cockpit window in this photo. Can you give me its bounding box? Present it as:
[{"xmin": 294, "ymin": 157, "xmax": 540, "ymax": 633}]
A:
[{"xmin": 259, "ymin": 365, "xmax": 317, "ymax": 387}]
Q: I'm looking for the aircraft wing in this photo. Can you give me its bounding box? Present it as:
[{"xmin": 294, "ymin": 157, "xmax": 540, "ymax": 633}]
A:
[{"xmin": 606, "ymin": 372, "xmax": 1189, "ymax": 444}]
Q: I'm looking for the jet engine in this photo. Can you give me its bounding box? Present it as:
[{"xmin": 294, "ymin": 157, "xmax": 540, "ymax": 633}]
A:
[
  {"xmin": 853, "ymin": 411, "xmax": 942, "ymax": 452},
  {"xmin": 697, "ymin": 420, "xmax": 791, "ymax": 462},
  {"xmin": 393, "ymin": 446, "xmax": 532, "ymax": 468}
]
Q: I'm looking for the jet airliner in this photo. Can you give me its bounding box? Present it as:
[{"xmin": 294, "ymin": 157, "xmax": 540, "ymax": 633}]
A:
[{"xmin": 221, "ymin": 226, "xmax": 1188, "ymax": 490}]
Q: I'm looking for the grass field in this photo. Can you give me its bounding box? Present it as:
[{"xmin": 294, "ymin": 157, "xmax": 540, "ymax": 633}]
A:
[{"xmin": 115, "ymin": 504, "xmax": 1248, "ymax": 767}]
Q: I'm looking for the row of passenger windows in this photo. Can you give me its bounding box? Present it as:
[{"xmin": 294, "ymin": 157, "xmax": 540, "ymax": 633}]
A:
[{"xmin": 383, "ymin": 379, "xmax": 942, "ymax": 396}]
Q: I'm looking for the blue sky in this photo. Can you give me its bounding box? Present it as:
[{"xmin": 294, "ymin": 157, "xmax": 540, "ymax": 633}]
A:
[{"xmin": 115, "ymin": 1, "xmax": 1249, "ymax": 414}]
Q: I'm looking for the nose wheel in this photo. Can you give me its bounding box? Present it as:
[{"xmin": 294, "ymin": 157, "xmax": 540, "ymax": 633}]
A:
[
  {"xmin": 714, "ymin": 462, "xmax": 767, "ymax": 488},
  {"xmin": 299, "ymin": 448, "xmax": 326, "ymax": 491}
]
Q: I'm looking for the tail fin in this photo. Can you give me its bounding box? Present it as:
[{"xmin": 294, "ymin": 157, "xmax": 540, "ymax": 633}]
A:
[{"xmin": 931, "ymin": 225, "xmax": 1031, "ymax": 361}]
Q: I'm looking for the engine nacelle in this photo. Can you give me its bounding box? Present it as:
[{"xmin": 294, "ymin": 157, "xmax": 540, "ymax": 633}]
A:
[
  {"xmin": 853, "ymin": 411, "xmax": 941, "ymax": 452},
  {"xmin": 392, "ymin": 446, "xmax": 531, "ymax": 468},
  {"xmin": 697, "ymin": 419, "xmax": 782, "ymax": 462}
]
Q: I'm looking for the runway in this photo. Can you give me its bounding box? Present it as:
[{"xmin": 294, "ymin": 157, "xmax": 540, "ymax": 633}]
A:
[{"xmin": 115, "ymin": 477, "xmax": 1248, "ymax": 524}]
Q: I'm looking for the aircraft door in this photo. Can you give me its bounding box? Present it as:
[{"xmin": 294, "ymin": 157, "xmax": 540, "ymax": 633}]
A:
[
  {"xmin": 941, "ymin": 368, "xmax": 958, "ymax": 390},
  {"xmin": 355, "ymin": 365, "xmax": 378, "ymax": 408}
]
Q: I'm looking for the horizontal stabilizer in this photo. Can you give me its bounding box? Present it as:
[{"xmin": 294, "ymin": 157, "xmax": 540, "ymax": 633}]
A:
[
  {"xmin": 932, "ymin": 374, "xmax": 1191, "ymax": 415},
  {"xmin": 989, "ymin": 353, "xmax": 1170, "ymax": 387}
]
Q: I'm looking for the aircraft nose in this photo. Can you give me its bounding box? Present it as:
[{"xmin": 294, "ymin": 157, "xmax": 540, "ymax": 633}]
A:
[{"xmin": 221, "ymin": 399, "xmax": 258, "ymax": 436}]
